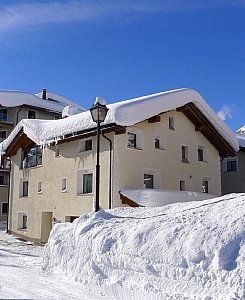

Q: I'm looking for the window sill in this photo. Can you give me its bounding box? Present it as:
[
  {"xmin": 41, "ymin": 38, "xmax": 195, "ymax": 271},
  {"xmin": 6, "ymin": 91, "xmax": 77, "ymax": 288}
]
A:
[
  {"xmin": 61, "ymin": 189, "xmax": 67, "ymax": 193},
  {"xmin": 154, "ymin": 148, "xmax": 166, "ymax": 151},
  {"xmin": 181, "ymin": 159, "xmax": 189, "ymax": 163},
  {"xmin": 37, "ymin": 191, "xmax": 42, "ymax": 194},
  {"xmin": 19, "ymin": 196, "xmax": 29, "ymax": 198},
  {"xmin": 198, "ymin": 160, "xmax": 208, "ymax": 163},
  {"xmin": 127, "ymin": 147, "xmax": 143, "ymax": 151},
  {"xmin": 77, "ymin": 193, "xmax": 93, "ymax": 196},
  {"xmin": 20, "ymin": 165, "xmax": 43, "ymax": 170}
]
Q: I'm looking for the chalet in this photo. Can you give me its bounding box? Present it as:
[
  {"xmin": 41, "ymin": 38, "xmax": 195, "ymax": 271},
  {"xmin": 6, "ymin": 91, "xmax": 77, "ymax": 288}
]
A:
[
  {"xmin": 0, "ymin": 89, "xmax": 84, "ymax": 222},
  {"xmin": 0, "ymin": 88, "xmax": 238, "ymax": 243},
  {"xmin": 221, "ymin": 130, "xmax": 245, "ymax": 194}
]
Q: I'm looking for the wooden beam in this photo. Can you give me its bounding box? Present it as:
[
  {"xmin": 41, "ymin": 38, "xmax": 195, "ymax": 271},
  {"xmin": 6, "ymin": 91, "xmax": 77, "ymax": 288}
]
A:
[
  {"xmin": 148, "ymin": 115, "xmax": 161, "ymax": 123},
  {"xmin": 120, "ymin": 192, "xmax": 144, "ymax": 207}
]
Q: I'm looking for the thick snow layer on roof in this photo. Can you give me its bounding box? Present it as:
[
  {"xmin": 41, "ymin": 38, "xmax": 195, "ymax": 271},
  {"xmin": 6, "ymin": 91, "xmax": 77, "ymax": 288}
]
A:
[
  {"xmin": 235, "ymin": 132, "xmax": 245, "ymax": 148},
  {"xmin": 121, "ymin": 188, "xmax": 214, "ymax": 207},
  {"xmin": 0, "ymin": 88, "xmax": 239, "ymax": 152},
  {"xmin": 42, "ymin": 194, "xmax": 245, "ymax": 299},
  {"xmin": 0, "ymin": 89, "xmax": 84, "ymax": 113}
]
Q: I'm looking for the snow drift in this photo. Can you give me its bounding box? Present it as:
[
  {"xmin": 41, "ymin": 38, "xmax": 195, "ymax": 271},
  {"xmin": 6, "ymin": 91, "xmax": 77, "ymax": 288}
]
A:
[{"xmin": 42, "ymin": 194, "xmax": 245, "ymax": 299}]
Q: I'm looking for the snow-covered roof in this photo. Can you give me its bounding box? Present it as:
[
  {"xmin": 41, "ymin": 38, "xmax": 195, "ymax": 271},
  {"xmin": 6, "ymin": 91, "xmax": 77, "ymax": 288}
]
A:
[
  {"xmin": 235, "ymin": 132, "xmax": 245, "ymax": 148},
  {"xmin": 0, "ymin": 88, "xmax": 239, "ymax": 153},
  {"xmin": 120, "ymin": 188, "xmax": 214, "ymax": 207},
  {"xmin": 0, "ymin": 89, "xmax": 85, "ymax": 113}
]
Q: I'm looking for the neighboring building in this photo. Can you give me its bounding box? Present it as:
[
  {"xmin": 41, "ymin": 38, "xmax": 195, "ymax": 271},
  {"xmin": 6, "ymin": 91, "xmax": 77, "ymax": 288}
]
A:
[
  {"xmin": 0, "ymin": 88, "xmax": 238, "ymax": 243},
  {"xmin": 0, "ymin": 89, "xmax": 85, "ymax": 222},
  {"xmin": 221, "ymin": 131, "xmax": 245, "ymax": 194}
]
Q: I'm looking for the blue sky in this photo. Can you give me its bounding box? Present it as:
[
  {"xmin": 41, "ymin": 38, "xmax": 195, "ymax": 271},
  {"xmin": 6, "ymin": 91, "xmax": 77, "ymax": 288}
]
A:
[{"xmin": 0, "ymin": 0, "xmax": 244, "ymax": 131}]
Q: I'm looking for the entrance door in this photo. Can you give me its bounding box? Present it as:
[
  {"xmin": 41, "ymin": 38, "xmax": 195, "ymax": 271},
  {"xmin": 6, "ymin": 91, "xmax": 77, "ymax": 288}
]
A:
[{"xmin": 41, "ymin": 212, "xmax": 53, "ymax": 243}]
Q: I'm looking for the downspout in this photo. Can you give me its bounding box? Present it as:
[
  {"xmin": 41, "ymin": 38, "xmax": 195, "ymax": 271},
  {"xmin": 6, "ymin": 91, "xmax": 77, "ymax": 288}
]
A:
[
  {"xmin": 101, "ymin": 131, "xmax": 112, "ymax": 209},
  {"xmin": 5, "ymin": 157, "xmax": 11, "ymax": 234}
]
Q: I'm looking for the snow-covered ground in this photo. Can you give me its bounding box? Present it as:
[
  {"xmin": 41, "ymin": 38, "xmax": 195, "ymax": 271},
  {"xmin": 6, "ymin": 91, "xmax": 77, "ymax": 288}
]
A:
[{"xmin": 0, "ymin": 193, "xmax": 244, "ymax": 299}]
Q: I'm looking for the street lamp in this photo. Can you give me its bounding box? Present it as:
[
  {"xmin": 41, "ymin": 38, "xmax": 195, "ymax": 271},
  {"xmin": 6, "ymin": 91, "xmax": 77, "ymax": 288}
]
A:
[{"xmin": 90, "ymin": 97, "xmax": 109, "ymax": 212}]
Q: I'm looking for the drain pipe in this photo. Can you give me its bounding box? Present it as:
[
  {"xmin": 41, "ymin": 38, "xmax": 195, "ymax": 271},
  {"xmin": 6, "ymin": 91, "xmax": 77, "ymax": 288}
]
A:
[
  {"xmin": 101, "ymin": 131, "xmax": 112, "ymax": 209},
  {"xmin": 5, "ymin": 157, "xmax": 11, "ymax": 234}
]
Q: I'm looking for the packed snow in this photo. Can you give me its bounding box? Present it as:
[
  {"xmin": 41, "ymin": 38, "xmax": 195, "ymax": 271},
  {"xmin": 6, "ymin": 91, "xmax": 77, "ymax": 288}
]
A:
[
  {"xmin": 0, "ymin": 88, "xmax": 239, "ymax": 153},
  {"xmin": 42, "ymin": 193, "xmax": 245, "ymax": 300}
]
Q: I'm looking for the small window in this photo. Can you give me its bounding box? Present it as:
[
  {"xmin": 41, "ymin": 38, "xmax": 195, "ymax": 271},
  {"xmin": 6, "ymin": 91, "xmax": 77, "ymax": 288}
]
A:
[
  {"xmin": 227, "ymin": 160, "xmax": 237, "ymax": 172},
  {"xmin": 83, "ymin": 174, "xmax": 93, "ymax": 194},
  {"xmin": 198, "ymin": 148, "xmax": 204, "ymax": 161},
  {"xmin": 144, "ymin": 174, "xmax": 154, "ymax": 189},
  {"xmin": 202, "ymin": 180, "xmax": 209, "ymax": 193},
  {"xmin": 23, "ymin": 181, "xmax": 29, "ymax": 197},
  {"xmin": 28, "ymin": 110, "xmax": 36, "ymax": 119},
  {"xmin": 79, "ymin": 139, "xmax": 93, "ymax": 153},
  {"xmin": 22, "ymin": 215, "xmax": 27, "ymax": 229},
  {"xmin": 0, "ymin": 109, "xmax": 8, "ymax": 122},
  {"xmin": 0, "ymin": 130, "xmax": 6, "ymax": 142},
  {"xmin": 155, "ymin": 138, "xmax": 160, "ymax": 149},
  {"xmin": 61, "ymin": 178, "xmax": 67, "ymax": 192},
  {"xmin": 37, "ymin": 181, "xmax": 42, "ymax": 193},
  {"xmin": 127, "ymin": 132, "xmax": 137, "ymax": 148},
  {"xmin": 0, "ymin": 176, "xmax": 4, "ymax": 185},
  {"xmin": 169, "ymin": 117, "xmax": 175, "ymax": 130},
  {"xmin": 180, "ymin": 181, "xmax": 185, "ymax": 191},
  {"xmin": 181, "ymin": 146, "xmax": 189, "ymax": 163},
  {"xmin": 1, "ymin": 203, "xmax": 8, "ymax": 215},
  {"xmin": 85, "ymin": 139, "xmax": 92, "ymax": 151},
  {"xmin": 23, "ymin": 145, "xmax": 42, "ymax": 168}
]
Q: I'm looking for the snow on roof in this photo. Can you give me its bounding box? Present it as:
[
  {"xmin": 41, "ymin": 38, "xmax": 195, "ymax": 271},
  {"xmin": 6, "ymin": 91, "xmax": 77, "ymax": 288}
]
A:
[
  {"xmin": 235, "ymin": 132, "xmax": 245, "ymax": 148},
  {"xmin": 42, "ymin": 193, "xmax": 245, "ymax": 299},
  {"xmin": 0, "ymin": 88, "xmax": 239, "ymax": 152},
  {"xmin": 0, "ymin": 89, "xmax": 85, "ymax": 113},
  {"xmin": 120, "ymin": 188, "xmax": 214, "ymax": 207}
]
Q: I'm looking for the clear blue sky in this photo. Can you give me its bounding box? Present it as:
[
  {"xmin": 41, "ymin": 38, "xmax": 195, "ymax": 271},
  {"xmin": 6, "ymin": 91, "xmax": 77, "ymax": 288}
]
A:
[{"xmin": 0, "ymin": 0, "xmax": 244, "ymax": 131}]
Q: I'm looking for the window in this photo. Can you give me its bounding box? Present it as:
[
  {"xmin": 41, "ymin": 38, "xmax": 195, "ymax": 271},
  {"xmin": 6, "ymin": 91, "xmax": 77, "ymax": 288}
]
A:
[
  {"xmin": 0, "ymin": 130, "xmax": 6, "ymax": 142},
  {"xmin": 154, "ymin": 135, "xmax": 166, "ymax": 150},
  {"xmin": 28, "ymin": 110, "xmax": 36, "ymax": 119},
  {"xmin": 1, "ymin": 203, "xmax": 8, "ymax": 215},
  {"xmin": 202, "ymin": 180, "xmax": 209, "ymax": 193},
  {"xmin": 181, "ymin": 146, "xmax": 189, "ymax": 163},
  {"xmin": 155, "ymin": 138, "xmax": 160, "ymax": 149},
  {"xmin": 127, "ymin": 132, "xmax": 136, "ymax": 148},
  {"xmin": 126, "ymin": 128, "xmax": 143, "ymax": 150},
  {"xmin": 23, "ymin": 145, "xmax": 42, "ymax": 168},
  {"xmin": 0, "ymin": 109, "xmax": 7, "ymax": 122},
  {"xmin": 169, "ymin": 117, "xmax": 175, "ymax": 130},
  {"xmin": 17, "ymin": 213, "xmax": 27, "ymax": 230},
  {"xmin": 180, "ymin": 181, "xmax": 185, "ymax": 191},
  {"xmin": 227, "ymin": 160, "xmax": 237, "ymax": 172},
  {"xmin": 0, "ymin": 176, "xmax": 5, "ymax": 185},
  {"xmin": 83, "ymin": 174, "xmax": 93, "ymax": 194},
  {"xmin": 85, "ymin": 139, "xmax": 92, "ymax": 151},
  {"xmin": 37, "ymin": 181, "xmax": 42, "ymax": 193},
  {"xmin": 79, "ymin": 139, "xmax": 93, "ymax": 153},
  {"xmin": 144, "ymin": 174, "xmax": 154, "ymax": 189},
  {"xmin": 198, "ymin": 148, "xmax": 204, "ymax": 161},
  {"xmin": 61, "ymin": 178, "xmax": 67, "ymax": 192},
  {"xmin": 23, "ymin": 181, "xmax": 29, "ymax": 197},
  {"xmin": 77, "ymin": 170, "xmax": 93, "ymax": 195}
]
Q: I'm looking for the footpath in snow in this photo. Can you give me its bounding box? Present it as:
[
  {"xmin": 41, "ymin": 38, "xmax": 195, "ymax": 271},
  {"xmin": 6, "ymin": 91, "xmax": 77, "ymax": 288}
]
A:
[{"xmin": 43, "ymin": 193, "xmax": 245, "ymax": 300}]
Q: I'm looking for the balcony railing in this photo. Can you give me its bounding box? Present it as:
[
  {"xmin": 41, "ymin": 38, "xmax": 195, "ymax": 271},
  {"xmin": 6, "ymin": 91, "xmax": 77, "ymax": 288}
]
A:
[{"xmin": 0, "ymin": 113, "xmax": 13, "ymax": 124}]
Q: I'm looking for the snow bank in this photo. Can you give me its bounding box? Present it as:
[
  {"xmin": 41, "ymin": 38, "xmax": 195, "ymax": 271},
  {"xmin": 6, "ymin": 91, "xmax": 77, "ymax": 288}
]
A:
[
  {"xmin": 42, "ymin": 194, "xmax": 245, "ymax": 299},
  {"xmin": 120, "ymin": 188, "xmax": 214, "ymax": 207}
]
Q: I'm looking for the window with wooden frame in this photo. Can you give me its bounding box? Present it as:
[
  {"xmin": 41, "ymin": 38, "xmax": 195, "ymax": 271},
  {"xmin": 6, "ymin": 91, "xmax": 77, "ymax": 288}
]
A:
[
  {"xmin": 28, "ymin": 110, "xmax": 36, "ymax": 119},
  {"xmin": 127, "ymin": 132, "xmax": 137, "ymax": 148},
  {"xmin": 181, "ymin": 145, "xmax": 189, "ymax": 163}
]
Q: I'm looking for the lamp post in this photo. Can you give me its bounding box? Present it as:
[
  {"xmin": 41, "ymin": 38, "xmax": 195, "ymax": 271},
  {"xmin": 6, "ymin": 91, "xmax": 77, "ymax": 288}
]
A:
[{"xmin": 89, "ymin": 97, "xmax": 109, "ymax": 212}]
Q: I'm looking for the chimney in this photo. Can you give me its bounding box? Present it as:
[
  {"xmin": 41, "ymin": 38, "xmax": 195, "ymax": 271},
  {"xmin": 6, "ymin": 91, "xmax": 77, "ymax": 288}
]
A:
[{"xmin": 42, "ymin": 88, "xmax": 47, "ymax": 100}]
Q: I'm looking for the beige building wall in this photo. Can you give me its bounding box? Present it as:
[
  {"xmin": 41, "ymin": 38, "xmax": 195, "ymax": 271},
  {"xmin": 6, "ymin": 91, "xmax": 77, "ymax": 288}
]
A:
[{"xmin": 8, "ymin": 110, "xmax": 221, "ymax": 243}]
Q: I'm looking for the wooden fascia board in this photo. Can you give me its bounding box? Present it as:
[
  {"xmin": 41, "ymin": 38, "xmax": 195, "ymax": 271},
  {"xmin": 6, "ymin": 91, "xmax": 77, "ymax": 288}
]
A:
[
  {"xmin": 119, "ymin": 192, "xmax": 144, "ymax": 207},
  {"xmin": 6, "ymin": 130, "xmax": 35, "ymax": 157},
  {"xmin": 177, "ymin": 103, "xmax": 236, "ymax": 157}
]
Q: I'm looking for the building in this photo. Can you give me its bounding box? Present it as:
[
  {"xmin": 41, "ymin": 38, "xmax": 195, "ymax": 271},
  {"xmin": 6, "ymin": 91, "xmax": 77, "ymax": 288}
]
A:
[
  {"xmin": 0, "ymin": 89, "xmax": 84, "ymax": 222},
  {"xmin": 221, "ymin": 131, "xmax": 245, "ymax": 194},
  {"xmin": 0, "ymin": 88, "xmax": 238, "ymax": 243}
]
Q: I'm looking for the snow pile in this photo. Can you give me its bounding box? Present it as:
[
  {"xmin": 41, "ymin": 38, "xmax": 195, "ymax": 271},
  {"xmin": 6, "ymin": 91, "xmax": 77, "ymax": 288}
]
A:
[
  {"xmin": 0, "ymin": 88, "xmax": 239, "ymax": 153},
  {"xmin": 42, "ymin": 194, "xmax": 245, "ymax": 299},
  {"xmin": 121, "ymin": 188, "xmax": 214, "ymax": 207},
  {"xmin": 236, "ymin": 132, "xmax": 245, "ymax": 148}
]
